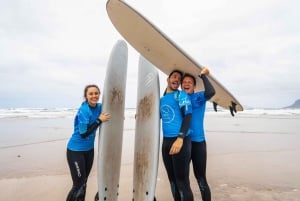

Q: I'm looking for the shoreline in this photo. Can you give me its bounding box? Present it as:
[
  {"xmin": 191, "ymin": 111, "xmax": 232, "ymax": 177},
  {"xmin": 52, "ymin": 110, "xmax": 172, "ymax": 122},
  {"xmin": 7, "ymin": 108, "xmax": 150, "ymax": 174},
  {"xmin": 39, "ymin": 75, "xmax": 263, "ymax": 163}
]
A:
[
  {"xmin": 0, "ymin": 112, "xmax": 300, "ymax": 200},
  {"xmin": 1, "ymin": 161, "xmax": 299, "ymax": 201}
]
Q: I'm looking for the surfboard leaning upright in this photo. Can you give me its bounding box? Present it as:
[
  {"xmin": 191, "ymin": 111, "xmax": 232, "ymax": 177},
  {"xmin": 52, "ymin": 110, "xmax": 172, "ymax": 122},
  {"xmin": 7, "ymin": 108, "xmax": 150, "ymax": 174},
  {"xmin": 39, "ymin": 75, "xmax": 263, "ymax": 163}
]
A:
[
  {"xmin": 106, "ymin": 0, "xmax": 243, "ymax": 115},
  {"xmin": 133, "ymin": 56, "xmax": 160, "ymax": 201},
  {"xmin": 97, "ymin": 40, "xmax": 128, "ymax": 201}
]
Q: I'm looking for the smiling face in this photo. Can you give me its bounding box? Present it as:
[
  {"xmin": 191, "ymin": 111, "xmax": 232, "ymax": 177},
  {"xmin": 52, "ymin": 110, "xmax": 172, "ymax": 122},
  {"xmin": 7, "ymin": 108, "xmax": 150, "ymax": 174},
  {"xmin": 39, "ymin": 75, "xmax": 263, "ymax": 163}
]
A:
[
  {"xmin": 85, "ymin": 86, "xmax": 100, "ymax": 107},
  {"xmin": 182, "ymin": 75, "xmax": 196, "ymax": 94},
  {"xmin": 167, "ymin": 71, "xmax": 182, "ymax": 92}
]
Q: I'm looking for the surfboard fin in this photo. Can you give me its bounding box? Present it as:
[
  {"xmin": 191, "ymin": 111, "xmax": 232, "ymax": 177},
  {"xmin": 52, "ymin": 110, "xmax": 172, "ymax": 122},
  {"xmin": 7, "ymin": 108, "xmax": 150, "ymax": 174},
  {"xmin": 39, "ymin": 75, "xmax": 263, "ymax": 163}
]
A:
[
  {"xmin": 229, "ymin": 106, "xmax": 234, "ymax": 116},
  {"xmin": 94, "ymin": 192, "xmax": 99, "ymax": 201},
  {"xmin": 231, "ymin": 101, "xmax": 237, "ymax": 113},
  {"xmin": 213, "ymin": 102, "xmax": 218, "ymax": 112},
  {"xmin": 229, "ymin": 101, "xmax": 237, "ymax": 117}
]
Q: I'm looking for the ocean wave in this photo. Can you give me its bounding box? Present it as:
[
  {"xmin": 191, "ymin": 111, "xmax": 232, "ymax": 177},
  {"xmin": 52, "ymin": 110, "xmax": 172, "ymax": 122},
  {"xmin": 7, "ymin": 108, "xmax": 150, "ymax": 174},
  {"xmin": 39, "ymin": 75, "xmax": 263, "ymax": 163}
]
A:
[
  {"xmin": 0, "ymin": 107, "xmax": 300, "ymax": 119},
  {"xmin": 0, "ymin": 108, "xmax": 77, "ymax": 119}
]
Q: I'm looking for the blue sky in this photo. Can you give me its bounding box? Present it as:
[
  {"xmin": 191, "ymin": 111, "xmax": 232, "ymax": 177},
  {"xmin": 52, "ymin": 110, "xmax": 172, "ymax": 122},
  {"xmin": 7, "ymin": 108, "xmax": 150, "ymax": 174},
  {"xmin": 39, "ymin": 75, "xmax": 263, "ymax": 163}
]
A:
[{"xmin": 0, "ymin": 0, "xmax": 299, "ymax": 109}]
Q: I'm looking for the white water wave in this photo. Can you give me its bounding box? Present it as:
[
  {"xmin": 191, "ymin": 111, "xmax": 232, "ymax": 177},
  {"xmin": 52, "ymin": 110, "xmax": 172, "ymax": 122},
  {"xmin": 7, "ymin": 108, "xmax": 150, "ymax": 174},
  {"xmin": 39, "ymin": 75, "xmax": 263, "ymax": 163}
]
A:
[{"xmin": 0, "ymin": 108, "xmax": 300, "ymax": 119}]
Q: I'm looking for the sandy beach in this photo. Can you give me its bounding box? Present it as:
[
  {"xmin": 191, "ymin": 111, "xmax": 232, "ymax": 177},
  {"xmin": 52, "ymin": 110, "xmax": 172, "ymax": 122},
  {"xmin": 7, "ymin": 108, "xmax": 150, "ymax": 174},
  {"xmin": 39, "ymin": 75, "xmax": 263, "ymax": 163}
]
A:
[{"xmin": 0, "ymin": 109, "xmax": 300, "ymax": 200}]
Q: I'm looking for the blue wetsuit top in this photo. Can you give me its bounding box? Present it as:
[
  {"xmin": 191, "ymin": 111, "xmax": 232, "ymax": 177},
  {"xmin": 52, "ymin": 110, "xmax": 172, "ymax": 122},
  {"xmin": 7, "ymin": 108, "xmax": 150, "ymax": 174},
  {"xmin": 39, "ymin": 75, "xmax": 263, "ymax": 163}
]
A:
[
  {"xmin": 160, "ymin": 90, "xmax": 192, "ymax": 138},
  {"xmin": 189, "ymin": 74, "xmax": 216, "ymax": 142},
  {"xmin": 67, "ymin": 101, "xmax": 102, "ymax": 151},
  {"xmin": 189, "ymin": 91, "xmax": 207, "ymax": 142}
]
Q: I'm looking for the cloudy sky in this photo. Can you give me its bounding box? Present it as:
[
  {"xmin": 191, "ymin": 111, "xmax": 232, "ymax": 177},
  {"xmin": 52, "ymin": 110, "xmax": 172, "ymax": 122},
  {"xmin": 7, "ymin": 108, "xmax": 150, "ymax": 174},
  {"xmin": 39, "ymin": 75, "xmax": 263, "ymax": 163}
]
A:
[{"xmin": 1, "ymin": 0, "xmax": 299, "ymax": 109}]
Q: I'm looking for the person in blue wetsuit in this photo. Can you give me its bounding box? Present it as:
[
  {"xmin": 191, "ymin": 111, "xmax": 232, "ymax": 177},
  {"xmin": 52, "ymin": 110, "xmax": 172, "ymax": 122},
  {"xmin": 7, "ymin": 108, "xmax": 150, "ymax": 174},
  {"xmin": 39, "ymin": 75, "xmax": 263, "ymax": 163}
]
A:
[
  {"xmin": 160, "ymin": 70, "xmax": 194, "ymax": 201},
  {"xmin": 66, "ymin": 84, "xmax": 111, "ymax": 201},
  {"xmin": 181, "ymin": 68, "xmax": 215, "ymax": 201}
]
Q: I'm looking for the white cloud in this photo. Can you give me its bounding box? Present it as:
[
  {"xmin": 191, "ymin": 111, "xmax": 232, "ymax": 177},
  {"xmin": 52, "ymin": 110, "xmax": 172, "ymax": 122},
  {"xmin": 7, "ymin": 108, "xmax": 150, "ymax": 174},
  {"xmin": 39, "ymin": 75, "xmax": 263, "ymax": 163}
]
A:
[{"xmin": 0, "ymin": 0, "xmax": 299, "ymax": 109}]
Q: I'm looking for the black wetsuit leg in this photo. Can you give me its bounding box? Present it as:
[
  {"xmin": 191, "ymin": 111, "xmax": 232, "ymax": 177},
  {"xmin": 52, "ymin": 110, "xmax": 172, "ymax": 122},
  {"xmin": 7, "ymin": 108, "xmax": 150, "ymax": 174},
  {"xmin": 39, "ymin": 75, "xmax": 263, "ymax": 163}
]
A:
[
  {"xmin": 162, "ymin": 138, "xmax": 180, "ymax": 201},
  {"xmin": 191, "ymin": 141, "xmax": 211, "ymax": 201},
  {"xmin": 162, "ymin": 136, "xmax": 194, "ymax": 201},
  {"xmin": 66, "ymin": 148, "xmax": 94, "ymax": 201}
]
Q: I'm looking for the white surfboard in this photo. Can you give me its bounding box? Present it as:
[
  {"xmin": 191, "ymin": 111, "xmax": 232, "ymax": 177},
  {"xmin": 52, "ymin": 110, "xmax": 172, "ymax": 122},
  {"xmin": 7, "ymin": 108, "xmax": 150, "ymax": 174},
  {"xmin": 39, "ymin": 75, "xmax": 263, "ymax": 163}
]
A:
[
  {"xmin": 97, "ymin": 40, "xmax": 128, "ymax": 201},
  {"xmin": 133, "ymin": 56, "xmax": 160, "ymax": 201},
  {"xmin": 106, "ymin": 0, "xmax": 243, "ymax": 116}
]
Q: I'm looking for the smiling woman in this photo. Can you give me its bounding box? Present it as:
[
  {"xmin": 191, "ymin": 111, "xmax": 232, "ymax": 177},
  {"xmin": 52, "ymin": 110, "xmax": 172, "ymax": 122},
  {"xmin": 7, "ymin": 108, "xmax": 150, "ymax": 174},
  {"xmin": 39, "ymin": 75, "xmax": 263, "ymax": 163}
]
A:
[
  {"xmin": 66, "ymin": 84, "xmax": 111, "ymax": 201},
  {"xmin": 83, "ymin": 85, "xmax": 101, "ymax": 107}
]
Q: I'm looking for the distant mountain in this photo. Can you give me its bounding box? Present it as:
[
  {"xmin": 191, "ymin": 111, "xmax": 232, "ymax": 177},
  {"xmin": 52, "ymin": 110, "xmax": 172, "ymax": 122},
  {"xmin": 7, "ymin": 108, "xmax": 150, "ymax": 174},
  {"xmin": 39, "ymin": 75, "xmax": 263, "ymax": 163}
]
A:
[{"xmin": 283, "ymin": 99, "xmax": 300, "ymax": 109}]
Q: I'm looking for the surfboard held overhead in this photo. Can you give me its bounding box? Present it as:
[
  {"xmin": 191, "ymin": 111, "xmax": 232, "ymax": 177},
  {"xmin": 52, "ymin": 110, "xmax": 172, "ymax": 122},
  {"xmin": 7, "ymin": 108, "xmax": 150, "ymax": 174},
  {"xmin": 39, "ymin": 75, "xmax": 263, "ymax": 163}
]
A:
[{"xmin": 106, "ymin": 0, "xmax": 243, "ymax": 115}]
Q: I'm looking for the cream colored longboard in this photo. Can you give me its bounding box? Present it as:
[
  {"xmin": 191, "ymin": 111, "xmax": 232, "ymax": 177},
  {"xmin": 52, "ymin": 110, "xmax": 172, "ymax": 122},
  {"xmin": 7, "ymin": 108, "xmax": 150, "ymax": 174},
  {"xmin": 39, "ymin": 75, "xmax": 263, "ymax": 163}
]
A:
[
  {"xmin": 106, "ymin": 0, "xmax": 243, "ymax": 115},
  {"xmin": 133, "ymin": 56, "xmax": 160, "ymax": 201},
  {"xmin": 97, "ymin": 40, "xmax": 128, "ymax": 201}
]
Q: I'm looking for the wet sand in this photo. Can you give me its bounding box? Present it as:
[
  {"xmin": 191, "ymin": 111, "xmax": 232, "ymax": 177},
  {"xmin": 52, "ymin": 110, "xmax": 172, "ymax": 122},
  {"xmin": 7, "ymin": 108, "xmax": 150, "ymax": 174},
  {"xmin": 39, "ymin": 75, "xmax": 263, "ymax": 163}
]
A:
[{"xmin": 0, "ymin": 112, "xmax": 300, "ymax": 200}]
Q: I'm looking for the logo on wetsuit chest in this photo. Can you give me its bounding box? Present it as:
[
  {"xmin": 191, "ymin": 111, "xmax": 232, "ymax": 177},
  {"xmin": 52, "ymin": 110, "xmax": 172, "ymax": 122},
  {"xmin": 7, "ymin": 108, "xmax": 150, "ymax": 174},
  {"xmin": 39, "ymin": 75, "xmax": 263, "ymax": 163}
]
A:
[{"xmin": 160, "ymin": 104, "xmax": 175, "ymax": 123}]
